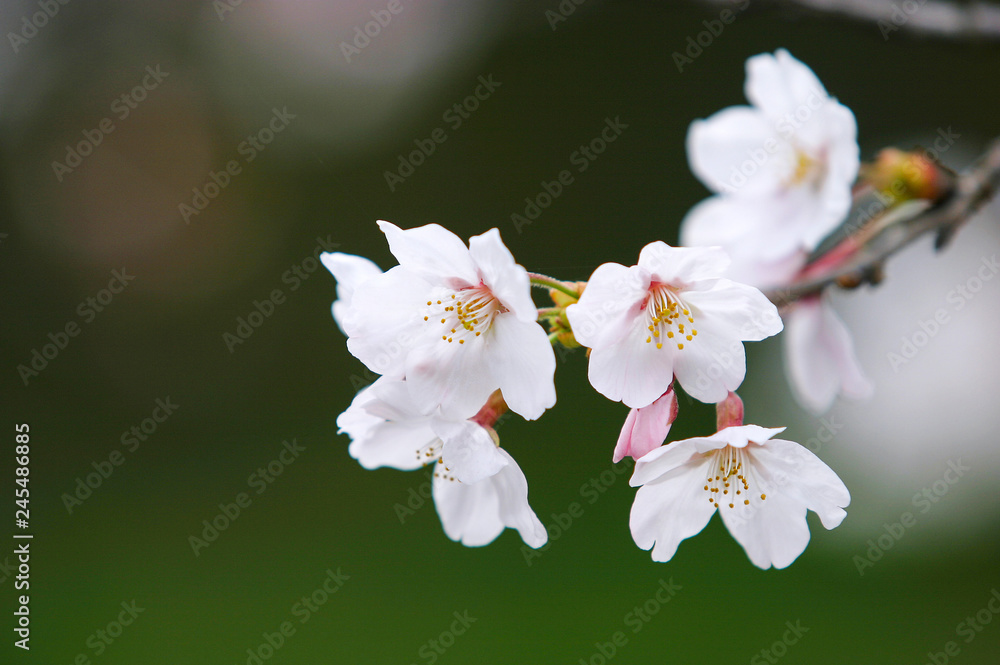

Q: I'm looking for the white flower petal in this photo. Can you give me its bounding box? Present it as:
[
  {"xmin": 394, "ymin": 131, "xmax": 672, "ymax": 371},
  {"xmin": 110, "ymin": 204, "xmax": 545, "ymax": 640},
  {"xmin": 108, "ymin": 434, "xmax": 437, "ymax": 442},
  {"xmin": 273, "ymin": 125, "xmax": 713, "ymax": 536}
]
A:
[
  {"xmin": 687, "ymin": 107, "xmax": 788, "ymax": 196},
  {"xmin": 670, "ymin": 320, "xmax": 747, "ymax": 404},
  {"xmin": 784, "ymin": 298, "xmax": 873, "ymax": 414},
  {"xmin": 433, "ymin": 448, "xmax": 546, "ymax": 548},
  {"xmin": 587, "ymin": 318, "xmax": 678, "ymax": 409},
  {"xmin": 344, "ymin": 266, "xmax": 430, "ymax": 377},
  {"xmin": 637, "ymin": 241, "xmax": 730, "ymax": 286},
  {"xmin": 566, "ymin": 262, "xmax": 649, "ymax": 350},
  {"xmin": 433, "ymin": 471, "xmax": 505, "ymax": 547},
  {"xmin": 680, "ymin": 196, "xmax": 810, "ymax": 263},
  {"xmin": 434, "ymin": 418, "xmax": 507, "ymax": 485},
  {"xmin": 321, "ymin": 252, "xmax": 383, "ymax": 334},
  {"xmin": 751, "ymin": 438, "xmax": 851, "ymax": 530},
  {"xmin": 630, "ymin": 437, "xmax": 719, "ymax": 486},
  {"xmin": 404, "ymin": 335, "xmax": 496, "ymax": 420},
  {"xmin": 467, "ymin": 228, "xmax": 536, "ymax": 323},
  {"xmin": 718, "ymin": 483, "xmax": 812, "ymax": 569},
  {"xmin": 490, "ymin": 449, "xmax": 548, "ymax": 548},
  {"xmin": 683, "ymin": 278, "xmax": 783, "ymax": 342},
  {"xmin": 336, "ymin": 385, "xmax": 433, "ymax": 471},
  {"xmin": 347, "ymin": 421, "xmax": 436, "ymax": 471},
  {"xmin": 744, "ymin": 49, "xmax": 828, "ymax": 120},
  {"xmin": 377, "ymin": 220, "xmax": 479, "ymax": 285},
  {"xmin": 484, "ymin": 314, "xmax": 556, "ymax": 421},
  {"xmin": 710, "ymin": 425, "xmax": 785, "ymax": 449},
  {"xmin": 630, "ymin": 455, "xmax": 717, "ymax": 562}
]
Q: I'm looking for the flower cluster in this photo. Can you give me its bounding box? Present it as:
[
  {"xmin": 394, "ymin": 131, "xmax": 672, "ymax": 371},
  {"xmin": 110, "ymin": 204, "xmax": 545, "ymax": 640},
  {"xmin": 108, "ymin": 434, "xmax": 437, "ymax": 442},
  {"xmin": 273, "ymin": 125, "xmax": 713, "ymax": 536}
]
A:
[{"xmin": 324, "ymin": 50, "xmax": 864, "ymax": 570}]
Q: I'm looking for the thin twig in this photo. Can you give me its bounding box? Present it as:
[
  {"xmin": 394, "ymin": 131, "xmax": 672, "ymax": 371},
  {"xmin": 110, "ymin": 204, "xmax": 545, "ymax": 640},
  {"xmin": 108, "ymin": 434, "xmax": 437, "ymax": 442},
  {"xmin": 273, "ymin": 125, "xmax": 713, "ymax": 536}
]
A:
[
  {"xmin": 697, "ymin": 0, "xmax": 1000, "ymax": 40},
  {"xmin": 766, "ymin": 137, "xmax": 1000, "ymax": 305}
]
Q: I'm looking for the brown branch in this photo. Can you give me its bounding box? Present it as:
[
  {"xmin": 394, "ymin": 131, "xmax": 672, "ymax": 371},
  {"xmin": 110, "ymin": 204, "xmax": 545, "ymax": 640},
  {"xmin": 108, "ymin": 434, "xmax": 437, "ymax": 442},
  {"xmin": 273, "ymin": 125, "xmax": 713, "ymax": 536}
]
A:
[
  {"xmin": 766, "ymin": 137, "xmax": 1000, "ymax": 305},
  {"xmin": 697, "ymin": 0, "xmax": 1000, "ymax": 40}
]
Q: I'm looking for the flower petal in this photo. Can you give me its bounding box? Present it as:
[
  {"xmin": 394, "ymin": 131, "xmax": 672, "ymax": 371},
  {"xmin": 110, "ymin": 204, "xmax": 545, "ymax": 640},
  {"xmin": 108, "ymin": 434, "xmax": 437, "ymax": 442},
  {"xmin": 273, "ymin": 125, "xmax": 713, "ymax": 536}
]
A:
[
  {"xmin": 377, "ymin": 220, "xmax": 479, "ymax": 286},
  {"xmin": 491, "ymin": 449, "xmax": 548, "ymax": 548},
  {"xmin": 687, "ymin": 106, "xmax": 789, "ymax": 196},
  {"xmin": 404, "ymin": 334, "xmax": 496, "ymax": 420},
  {"xmin": 433, "ymin": 448, "xmax": 546, "ymax": 548},
  {"xmin": 467, "ymin": 228, "xmax": 536, "ymax": 323},
  {"xmin": 336, "ymin": 388, "xmax": 433, "ymax": 471},
  {"xmin": 587, "ymin": 317, "xmax": 678, "ymax": 409},
  {"xmin": 630, "ymin": 455, "xmax": 717, "ymax": 562},
  {"xmin": 683, "ymin": 278, "xmax": 783, "ymax": 341},
  {"xmin": 433, "ymin": 470, "xmax": 505, "ymax": 547},
  {"xmin": 751, "ymin": 438, "xmax": 851, "ymax": 530},
  {"xmin": 344, "ymin": 266, "xmax": 430, "ymax": 377},
  {"xmin": 718, "ymin": 481, "xmax": 812, "ymax": 569},
  {"xmin": 669, "ymin": 320, "xmax": 748, "ymax": 404},
  {"xmin": 630, "ymin": 437, "xmax": 719, "ymax": 486},
  {"xmin": 483, "ymin": 314, "xmax": 556, "ymax": 421},
  {"xmin": 566, "ymin": 262, "xmax": 649, "ymax": 350},
  {"xmin": 637, "ymin": 241, "xmax": 730, "ymax": 286},
  {"xmin": 783, "ymin": 298, "xmax": 873, "ymax": 414},
  {"xmin": 744, "ymin": 49, "xmax": 828, "ymax": 121},
  {"xmin": 434, "ymin": 418, "xmax": 507, "ymax": 485},
  {"xmin": 321, "ymin": 252, "xmax": 383, "ymax": 334},
  {"xmin": 680, "ymin": 195, "xmax": 810, "ymax": 264}
]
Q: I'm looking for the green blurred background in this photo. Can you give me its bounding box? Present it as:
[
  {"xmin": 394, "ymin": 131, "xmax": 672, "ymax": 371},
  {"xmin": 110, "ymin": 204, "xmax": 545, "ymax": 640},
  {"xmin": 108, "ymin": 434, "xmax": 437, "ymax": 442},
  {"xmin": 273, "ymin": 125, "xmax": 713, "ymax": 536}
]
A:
[{"xmin": 2, "ymin": 0, "xmax": 999, "ymax": 663}]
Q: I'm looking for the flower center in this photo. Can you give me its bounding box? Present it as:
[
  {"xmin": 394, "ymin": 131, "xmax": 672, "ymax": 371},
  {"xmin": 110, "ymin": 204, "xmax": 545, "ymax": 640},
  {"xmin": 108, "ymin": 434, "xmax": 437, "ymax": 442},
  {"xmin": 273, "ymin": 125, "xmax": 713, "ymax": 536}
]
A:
[
  {"xmin": 787, "ymin": 148, "xmax": 826, "ymax": 190},
  {"xmin": 423, "ymin": 285, "xmax": 506, "ymax": 345},
  {"xmin": 703, "ymin": 446, "xmax": 766, "ymax": 510},
  {"xmin": 414, "ymin": 440, "xmax": 457, "ymax": 482},
  {"xmin": 644, "ymin": 284, "xmax": 698, "ymax": 351}
]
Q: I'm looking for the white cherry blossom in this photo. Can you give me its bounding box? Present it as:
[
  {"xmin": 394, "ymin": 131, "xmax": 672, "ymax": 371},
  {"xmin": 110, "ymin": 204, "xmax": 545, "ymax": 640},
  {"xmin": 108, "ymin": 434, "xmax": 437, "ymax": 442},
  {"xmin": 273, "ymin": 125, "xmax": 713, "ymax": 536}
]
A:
[
  {"xmin": 340, "ymin": 221, "xmax": 556, "ymax": 421},
  {"xmin": 337, "ymin": 378, "xmax": 547, "ymax": 548},
  {"xmin": 565, "ymin": 241, "xmax": 782, "ymax": 408},
  {"xmin": 629, "ymin": 424, "xmax": 850, "ymax": 569},
  {"xmin": 682, "ymin": 49, "xmax": 860, "ymax": 259}
]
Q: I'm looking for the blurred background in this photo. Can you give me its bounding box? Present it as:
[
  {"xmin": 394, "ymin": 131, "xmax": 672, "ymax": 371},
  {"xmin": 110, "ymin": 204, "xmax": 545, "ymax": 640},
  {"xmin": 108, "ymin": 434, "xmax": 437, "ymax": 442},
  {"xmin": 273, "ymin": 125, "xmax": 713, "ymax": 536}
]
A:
[{"xmin": 2, "ymin": 0, "xmax": 999, "ymax": 662}]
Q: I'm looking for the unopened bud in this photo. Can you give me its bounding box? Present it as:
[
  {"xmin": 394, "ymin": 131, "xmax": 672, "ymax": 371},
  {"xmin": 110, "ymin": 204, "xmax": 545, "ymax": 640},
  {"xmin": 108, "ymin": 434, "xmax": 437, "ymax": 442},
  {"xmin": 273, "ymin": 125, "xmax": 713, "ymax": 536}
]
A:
[
  {"xmin": 716, "ymin": 392, "xmax": 744, "ymax": 430},
  {"xmin": 861, "ymin": 148, "xmax": 950, "ymax": 203}
]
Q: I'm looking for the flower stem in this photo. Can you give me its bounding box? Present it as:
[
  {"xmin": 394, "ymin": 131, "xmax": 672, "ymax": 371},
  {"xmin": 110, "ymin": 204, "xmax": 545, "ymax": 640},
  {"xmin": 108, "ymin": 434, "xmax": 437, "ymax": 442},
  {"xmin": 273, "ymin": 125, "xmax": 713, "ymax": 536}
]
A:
[
  {"xmin": 536, "ymin": 307, "xmax": 562, "ymax": 318},
  {"xmin": 528, "ymin": 273, "xmax": 579, "ymax": 299}
]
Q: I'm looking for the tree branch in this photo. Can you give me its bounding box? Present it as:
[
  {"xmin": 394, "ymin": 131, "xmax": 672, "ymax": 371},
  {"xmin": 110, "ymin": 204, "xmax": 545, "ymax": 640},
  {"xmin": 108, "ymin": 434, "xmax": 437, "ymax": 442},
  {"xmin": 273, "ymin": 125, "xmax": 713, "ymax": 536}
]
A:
[
  {"xmin": 766, "ymin": 137, "xmax": 1000, "ymax": 305},
  {"xmin": 697, "ymin": 0, "xmax": 1000, "ymax": 40}
]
